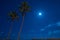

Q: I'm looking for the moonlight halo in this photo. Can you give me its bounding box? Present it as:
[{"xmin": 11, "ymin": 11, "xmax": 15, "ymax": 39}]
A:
[{"xmin": 39, "ymin": 13, "xmax": 42, "ymax": 16}]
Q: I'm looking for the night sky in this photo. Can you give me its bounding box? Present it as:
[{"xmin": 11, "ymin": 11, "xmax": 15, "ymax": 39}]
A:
[{"xmin": 0, "ymin": 0, "xmax": 60, "ymax": 39}]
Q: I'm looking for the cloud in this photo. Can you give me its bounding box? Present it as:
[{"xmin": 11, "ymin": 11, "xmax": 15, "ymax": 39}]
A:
[
  {"xmin": 56, "ymin": 22, "xmax": 60, "ymax": 26},
  {"xmin": 48, "ymin": 24, "xmax": 52, "ymax": 27},
  {"xmin": 12, "ymin": 34, "xmax": 15, "ymax": 36},
  {"xmin": 53, "ymin": 30, "xmax": 60, "ymax": 33},
  {"xmin": 1, "ymin": 32, "xmax": 4, "ymax": 34},
  {"xmin": 40, "ymin": 24, "xmax": 52, "ymax": 32},
  {"xmin": 40, "ymin": 29, "xmax": 45, "ymax": 31},
  {"xmin": 29, "ymin": 29, "xmax": 35, "ymax": 33},
  {"xmin": 40, "ymin": 21, "xmax": 60, "ymax": 32},
  {"xmin": 48, "ymin": 31, "xmax": 52, "ymax": 35}
]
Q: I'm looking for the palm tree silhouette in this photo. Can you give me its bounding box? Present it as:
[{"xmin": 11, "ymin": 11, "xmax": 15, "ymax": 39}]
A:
[
  {"xmin": 7, "ymin": 11, "xmax": 19, "ymax": 40},
  {"xmin": 17, "ymin": 1, "xmax": 30, "ymax": 40}
]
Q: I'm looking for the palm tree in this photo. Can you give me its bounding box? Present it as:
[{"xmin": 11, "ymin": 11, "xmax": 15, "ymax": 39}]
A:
[
  {"xmin": 17, "ymin": 1, "xmax": 30, "ymax": 40},
  {"xmin": 7, "ymin": 11, "xmax": 19, "ymax": 40}
]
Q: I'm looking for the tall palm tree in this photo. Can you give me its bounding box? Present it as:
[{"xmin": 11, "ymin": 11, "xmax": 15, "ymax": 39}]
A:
[
  {"xmin": 17, "ymin": 1, "xmax": 30, "ymax": 40},
  {"xmin": 7, "ymin": 11, "xmax": 19, "ymax": 40}
]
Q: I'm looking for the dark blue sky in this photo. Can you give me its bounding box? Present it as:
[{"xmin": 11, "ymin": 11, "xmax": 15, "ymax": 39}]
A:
[{"xmin": 0, "ymin": 0, "xmax": 60, "ymax": 39}]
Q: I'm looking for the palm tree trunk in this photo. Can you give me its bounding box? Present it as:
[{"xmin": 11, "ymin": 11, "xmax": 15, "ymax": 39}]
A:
[
  {"xmin": 7, "ymin": 22, "xmax": 13, "ymax": 40},
  {"xmin": 3, "ymin": 22, "xmax": 13, "ymax": 40},
  {"xmin": 17, "ymin": 16, "xmax": 25, "ymax": 40}
]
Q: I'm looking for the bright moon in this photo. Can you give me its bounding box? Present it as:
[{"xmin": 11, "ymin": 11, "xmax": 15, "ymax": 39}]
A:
[{"xmin": 39, "ymin": 13, "xmax": 42, "ymax": 15}]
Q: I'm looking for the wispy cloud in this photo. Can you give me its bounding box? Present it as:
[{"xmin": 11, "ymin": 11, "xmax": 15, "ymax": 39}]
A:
[
  {"xmin": 40, "ymin": 21, "xmax": 60, "ymax": 31},
  {"xmin": 56, "ymin": 22, "xmax": 60, "ymax": 26},
  {"xmin": 53, "ymin": 30, "xmax": 60, "ymax": 33},
  {"xmin": 48, "ymin": 31, "xmax": 52, "ymax": 35},
  {"xmin": 12, "ymin": 33, "xmax": 15, "ymax": 36},
  {"xmin": 40, "ymin": 29, "xmax": 45, "ymax": 31},
  {"xmin": 48, "ymin": 30, "xmax": 60, "ymax": 36},
  {"xmin": 1, "ymin": 32, "xmax": 4, "ymax": 34}
]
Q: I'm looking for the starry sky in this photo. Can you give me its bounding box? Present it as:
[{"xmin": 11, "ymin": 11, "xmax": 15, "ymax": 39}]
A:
[{"xmin": 0, "ymin": 0, "xmax": 60, "ymax": 39}]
